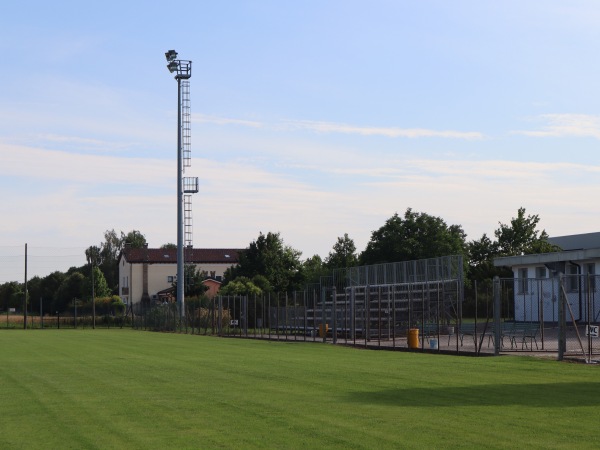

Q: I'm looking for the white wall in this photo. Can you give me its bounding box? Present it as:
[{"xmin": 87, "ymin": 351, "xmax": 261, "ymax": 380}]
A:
[
  {"xmin": 119, "ymin": 257, "xmax": 233, "ymax": 304},
  {"xmin": 511, "ymin": 262, "xmax": 600, "ymax": 322}
]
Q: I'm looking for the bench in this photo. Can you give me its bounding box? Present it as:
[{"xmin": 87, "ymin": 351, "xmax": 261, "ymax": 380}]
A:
[
  {"xmin": 453, "ymin": 323, "xmax": 477, "ymax": 346},
  {"xmin": 482, "ymin": 322, "xmax": 514, "ymax": 348},
  {"xmin": 270, "ymin": 325, "xmax": 317, "ymax": 336},
  {"xmin": 505, "ymin": 322, "xmax": 540, "ymax": 350},
  {"xmin": 452, "ymin": 323, "xmax": 497, "ymax": 347}
]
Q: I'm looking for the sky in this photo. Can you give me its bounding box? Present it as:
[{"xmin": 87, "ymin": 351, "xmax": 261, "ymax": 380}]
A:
[{"xmin": 2, "ymin": 1, "xmax": 600, "ymax": 283}]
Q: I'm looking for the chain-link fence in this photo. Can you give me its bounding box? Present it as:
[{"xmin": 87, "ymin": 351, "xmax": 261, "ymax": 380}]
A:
[
  {"xmin": 495, "ymin": 274, "xmax": 600, "ymax": 361},
  {"xmin": 2, "ymin": 305, "xmax": 130, "ymax": 329},
  {"xmin": 130, "ymin": 256, "xmax": 485, "ymax": 354},
  {"xmin": 8, "ymin": 256, "xmax": 599, "ymax": 362}
]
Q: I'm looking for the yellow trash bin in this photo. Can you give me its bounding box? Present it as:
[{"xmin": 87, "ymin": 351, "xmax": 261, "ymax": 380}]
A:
[
  {"xmin": 318, "ymin": 323, "xmax": 329, "ymax": 338},
  {"xmin": 408, "ymin": 328, "xmax": 419, "ymax": 349}
]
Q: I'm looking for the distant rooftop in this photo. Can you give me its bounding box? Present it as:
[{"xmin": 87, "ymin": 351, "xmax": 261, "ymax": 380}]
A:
[
  {"xmin": 120, "ymin": 247, "xmax": 242, "ymax": 264},
  {"xmin": 548, "ymin": 232, "xmax": 600, "ymax": 251},
  {"xmin": 494, "ymin": 232, "xmax": 600, "ymax": 268}
]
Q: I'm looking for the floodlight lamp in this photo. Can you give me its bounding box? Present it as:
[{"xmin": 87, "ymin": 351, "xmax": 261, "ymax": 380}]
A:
[
  {"xmin": 167, "ymin": 61, "xmax": 178, "ymax": 73},
  {"xmin": 165, "ymin": 50, "xmax": 178, "ymax": 62}
]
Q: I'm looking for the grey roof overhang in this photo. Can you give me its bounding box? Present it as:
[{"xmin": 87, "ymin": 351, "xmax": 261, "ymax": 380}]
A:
[{"xmin": 493, "ymin": 248, "xmax": 600, "ymax": 268}]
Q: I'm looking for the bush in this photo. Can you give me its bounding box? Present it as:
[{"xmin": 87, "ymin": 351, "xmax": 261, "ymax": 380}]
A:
[{"xmin": 187, "ymin": 306, "xmax": 231, "ymax": 331}]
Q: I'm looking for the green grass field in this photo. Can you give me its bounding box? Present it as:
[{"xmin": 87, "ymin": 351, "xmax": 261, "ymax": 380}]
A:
[{"xmin": 1, "ymin": 330, "xmax": 598, "ymax": 449}]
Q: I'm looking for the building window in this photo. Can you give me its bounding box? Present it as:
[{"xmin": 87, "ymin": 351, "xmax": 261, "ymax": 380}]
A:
[
  {"xmin": 535, "ymin": 267, "xmax": 546, "ymax": 279},
  {"xmin": 518, "ymin": 268, "xmax": 528, "ymax": 294},
  {"xmin": 167, "ymin": 276, "xmax": 174, "ymax": 283},
  {"xmin": 210, "ymin": 271, "xmax": 216, "ymax": 279},
  {"xmin": 122, "ymin": 276, "xmax": 129, "ymax": 287},
  {"xmin": 567, "ymin": 265, "xmax": 579, "ymax": 292}
]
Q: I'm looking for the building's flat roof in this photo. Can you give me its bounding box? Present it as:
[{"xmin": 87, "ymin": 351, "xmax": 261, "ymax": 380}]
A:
[
  {"xmin": 548, "ymin": 232, "xmax": 600, "ymax": 251},
  {"xmin": 493, "ymin": 248, "xmax": 600, "ymax": 267},
  {"xmin": 493, "ymin": 232, "xmax": 600, "ymax": 267}
]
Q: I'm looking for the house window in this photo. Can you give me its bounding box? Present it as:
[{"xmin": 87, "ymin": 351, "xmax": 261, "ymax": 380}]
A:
[
  {"xmin": 586, "ymin": 264, "xmax": 596, "ymax": 291},
  {"xmin": 167, "ymin": 276, "xmax": 175, "ymax": 283},
  {"xmin": 567, "ymin": 265, "xmax": 579, "ymax": 292},
  {"xmin": 122, "ymin": 276, "xmax": 129, "ymax": 287},
  {"xmin": 535, "ymin": 267, "xmax": 546, "ymax": 279},
  {"xmin": 518, "ymin": 268, "xmax": 528, "ymax": 294},
  {"xmin": 210, "ymin": 271, "xmax": 216, "ymax": 278}
]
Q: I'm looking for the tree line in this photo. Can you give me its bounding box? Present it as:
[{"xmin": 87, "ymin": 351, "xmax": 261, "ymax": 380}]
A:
[
  {"xmin": 0, "ymin": 230, "xmax": 148, "ymax": 314},
  {"xmin": 220, "ymin": 207, "xmax": 557, "ymax": 296},
  {"xmin": 0, "ymin": 207, "xmax": 557, "ymax": 312}
]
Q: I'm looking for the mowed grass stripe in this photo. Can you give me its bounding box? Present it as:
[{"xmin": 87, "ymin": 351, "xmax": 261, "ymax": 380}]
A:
[{"xmin": 0, "ymin": 329, "xmax": 598, "ymax": 449}]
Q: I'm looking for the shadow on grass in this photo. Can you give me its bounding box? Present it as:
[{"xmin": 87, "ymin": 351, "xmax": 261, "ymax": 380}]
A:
[{"xmin": 345, "ymin": 382, "xmax": 600, "ymax": 407}]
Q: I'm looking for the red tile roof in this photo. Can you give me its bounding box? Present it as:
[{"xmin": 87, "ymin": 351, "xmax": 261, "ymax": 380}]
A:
[{"xmin": 121, "ymin": 247, "xmax": 241, "ymax": 264}]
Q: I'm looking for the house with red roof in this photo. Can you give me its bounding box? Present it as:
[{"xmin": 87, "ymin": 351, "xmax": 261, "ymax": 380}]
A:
[{"xmin": 118, "ymin": 246, "xmax": 241, "ymax": 306}]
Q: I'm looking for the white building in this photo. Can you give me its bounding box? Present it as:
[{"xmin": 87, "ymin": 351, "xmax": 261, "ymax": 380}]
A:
[
  {"xmin": 493, "ymin": 233, "xmax": 600, "ymax": 322},
  {"xmin": 118, "ymin": 247, "xmax": 241, "ymax": 306}
]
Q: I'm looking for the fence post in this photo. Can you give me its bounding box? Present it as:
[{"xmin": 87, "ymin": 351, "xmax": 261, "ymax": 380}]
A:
[
  {"xmin": 244, "ymin": 295, "xmax": 248, "ymax": 337},
  {"xmin": 332, "ymin": 287, "xmax": 337, "ymax": 344},
  {"xmin": 293, "ymin": 292, "xmax": 298, "ymax": 342},
  {"xmin": 493, "ymin": 276, "xmax": 501, "ymax": 355},
  {"xmin": 321, "ymin": 287, "xmax": 326, "ymax": 343},
  {"xmin": 218, "ymin": 296, "xmax": 223, "ymax": 336},
  {"xmin": 350, "ymin": 287, "xmax": 355, "ymax": 342},
  {"xmin": 558, "ymin": 273, "xmax": 566, "ymax": 361},
  {"xmin": 365, "ymin": 285, "xmax": 370, "ymax": 346}
]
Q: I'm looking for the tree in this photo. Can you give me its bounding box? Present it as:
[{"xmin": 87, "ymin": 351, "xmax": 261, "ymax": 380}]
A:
[
  {"xmin": 325, "ymin": 233, "xmax": 358, "ymax": 269},
  {"xmin": 97, "ymin": 229, "xmax": 147, "ymax": 294},
  {"xmin": 0, "ymin": 281, "xmax": 23, "ymax": 311},
  {"xmin": 360, "ymin": 209, "xmax": 466, "ymax": 265},
  {"xmin": 249, "ymin": 275, "xmax": 272, "ymax": 293},
  {"xmin": 83, "ymin": 266, "xmax": 111, "ymax": 301},
  {"xmin": 54, "ymin": 272, "xmax": 86, "ymax": 312},
  {"xmin": 98, "ymin": 229, "xmax": 122, "ymax": 293},
  {"xmin": 303, "ymin": 255, "xmax": 328, "ymax": 285},
  {"xmin": 161, "ymin": 243, "xmax": 177, "ymax": 249},
  {"xmin": 495, "ymin": 207, "xmax": 558, "ymax": 256},
  {"xmin": 39, "ymin": 271, "xmax": 66, "ymax": 314},
  {"xmin": 467, "ymin": 207, "xmax": 558, "ymax": 283},
  {"xmin": 225, "ymin": 232, "xmax": 304, "ymax": 293},
  {"xmin": 466, "ymin": 234, "xmax": 510, "ymax": 282},
  {"xmin": 85, "ymin": 245, "xmax": 101, "ymax": 267},
  {"xmin": 122, "ymin": 230, "xmax": 147, "ymax": 249},
  {"xmin": 26, "ymin": 276, "xmax": 42, "ymax": 311},
  {"xmin": 175, "ymin": 265, "xmax": 208, "ymax": 298},
  {"xmin": 219, "ymin": 276, "xmax": 263, "ymax": 296}
]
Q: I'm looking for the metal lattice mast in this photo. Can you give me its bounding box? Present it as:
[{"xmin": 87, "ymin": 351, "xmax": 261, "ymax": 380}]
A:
[
  {"xmin": 181, "ymin": 78, "xmax": 197, "ymax": 251},
  {"xmin": 165, "ymin": 50, "xmax": 197, "ymax": 319},
  {"xmin": 181, "ymin": 80, "xmax": 192, "ymax": 169}
]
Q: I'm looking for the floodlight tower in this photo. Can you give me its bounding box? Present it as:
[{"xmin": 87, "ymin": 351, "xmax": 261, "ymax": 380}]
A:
[{"xmin": 165, "ymin": 50, "xmax": 197, "ymax": 320}]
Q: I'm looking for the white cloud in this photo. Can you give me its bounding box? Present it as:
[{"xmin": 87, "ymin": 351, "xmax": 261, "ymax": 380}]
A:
[
  {"xmin": 282, "ymin": 119, "xmax": 485, "ymax": 140},
  {"xmin": 512, "ymin": 114, "xmax": 600, "ymax": 139},
  {"xmin": 192, "ymin": 114, "xmax": 263, "ymax": 128},
  {"xmin": 3, "ymin": 133, "xmax": 600, "ymax": 283},
  {"xmin": 0, "ymin": 142, "xmax": 171, "ymax": 186},
  {"xmin": 191, "ymin": 115, "xmax": 484, "ymax": 140},
  {"xmin": 35, "ymin": 134, "xmax": 138, "ymax": 152}
]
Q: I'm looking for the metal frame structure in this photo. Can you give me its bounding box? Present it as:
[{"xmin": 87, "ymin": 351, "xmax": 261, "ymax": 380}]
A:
[{"xmin": 165, "ymin": 50, "xmax": 197, "ymax": 319}]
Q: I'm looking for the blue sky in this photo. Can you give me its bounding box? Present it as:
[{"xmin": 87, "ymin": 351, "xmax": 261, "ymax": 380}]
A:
[{"xmin": 2, "ymin": 1, "xmax": 600, "ymax": 282}]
